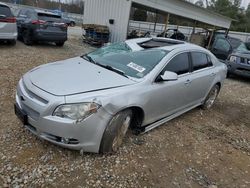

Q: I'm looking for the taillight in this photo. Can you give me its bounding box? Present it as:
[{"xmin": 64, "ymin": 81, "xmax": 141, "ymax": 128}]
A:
[
  {"xmin": 31, "ymin": 20, "xmax": 46, "ymax": 25},
  {"xmin": 0, "ymin": 17, "xmax": 16, "ymax": 23}
]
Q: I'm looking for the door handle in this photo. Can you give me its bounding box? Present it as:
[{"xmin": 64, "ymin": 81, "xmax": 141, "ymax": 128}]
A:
[
  {"xmin": 210, "ymin": 73, "xmax": 216, "ymax": 77},
  {"xmin": 184, "ymin": 79, "xmax": 192, "ymax": 85}
]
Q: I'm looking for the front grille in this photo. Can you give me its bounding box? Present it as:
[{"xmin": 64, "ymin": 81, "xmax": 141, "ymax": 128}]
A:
[{"xmin": 22, "ymin": 80, "xmax": 49, "ymax": 104}]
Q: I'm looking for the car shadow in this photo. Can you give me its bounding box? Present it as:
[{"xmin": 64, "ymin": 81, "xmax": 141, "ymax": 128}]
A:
[
  {"xmin": 227, "ymin": 75, "xmax": 250, "ymax": 84},
  {"xmin": 0, "ymin": 41, "xmax": 16, "ymax": 47}
]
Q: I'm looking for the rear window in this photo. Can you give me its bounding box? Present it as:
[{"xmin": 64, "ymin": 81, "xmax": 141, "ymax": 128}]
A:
[
  {"xmin": 0, "ymin": 5, "xmax": 12, "ymax": 17},
  {"xmin": 38, "ymin": 13, "xmax": 61, "ymax": 22}
]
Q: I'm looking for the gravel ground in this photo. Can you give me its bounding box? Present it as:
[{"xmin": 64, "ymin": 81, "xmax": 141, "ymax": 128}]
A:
[{"xmin": 0, "ymin": 36, "xmax": 250, "ymax": 188}]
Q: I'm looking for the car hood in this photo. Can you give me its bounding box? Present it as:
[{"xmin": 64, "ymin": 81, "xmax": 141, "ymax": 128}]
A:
[
  {"xmin": 233, "ymin": 51, "xmax": 250, "ymax": 58},
  {"xmin": 24, "ymin": 57, "xmax": 136, "ymax": 96}
]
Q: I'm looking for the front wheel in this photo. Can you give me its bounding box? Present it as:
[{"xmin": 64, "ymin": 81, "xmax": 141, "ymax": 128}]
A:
[
  {"xmin": 202, "ymin": 85, "xmax": 220, "ymax": 110},
  {"xmin": 99, "ymin": 109, "xmax": 132, "ymax": 153}
]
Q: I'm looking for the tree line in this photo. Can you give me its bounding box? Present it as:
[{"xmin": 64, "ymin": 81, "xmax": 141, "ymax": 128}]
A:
[
  {"xmin": 0, "ymin": 0, "xmax": 84, "ymax": 14},
  {"xmin": 196, "ymin": 0, "xmax": 250, "ymax": 32}
]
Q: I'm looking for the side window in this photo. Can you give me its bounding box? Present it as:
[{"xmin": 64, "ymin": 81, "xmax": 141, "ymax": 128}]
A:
[
  {"xmin": 213, "ymin": 38, "xmax": 231, "ymax": 52},
  {"xmin": 164, "ymin": 53, "xmax": 190, "ymax": 75},
  {"xmin": 191, "ymin": 52, "xmax": 212, "ymax": 71},
  {"xmin": 18, "ymin": 10, "xmax": 27, "ymax": 18}
]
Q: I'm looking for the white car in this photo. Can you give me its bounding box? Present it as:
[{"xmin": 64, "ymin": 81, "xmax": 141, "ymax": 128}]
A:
[{"xmin": 0, "ymin": 2, "xmax": 17, "ymax": 45}]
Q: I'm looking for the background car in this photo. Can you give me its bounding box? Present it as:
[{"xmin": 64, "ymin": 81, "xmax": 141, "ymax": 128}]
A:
[
  {"xmin": 15, "ymin": 38, "xmax": 227, "ymax": 153},
  {"xmin": 0, "ymin": 2, "xmax": 17, "ymax": 45},
  {"xmin": 61, "ymin": 13, "xmax": 76, "ymax": 27},
  {"xmin": 210, "ymin": 35, "xmax": 242, "ymax": 61},
  {"xmin": 16, "ymin": 9, "xmax": 68, "ymax": 46},
  {"xmin": 226, "ymin": 42, "xmax": 250, "ymax": 78}
]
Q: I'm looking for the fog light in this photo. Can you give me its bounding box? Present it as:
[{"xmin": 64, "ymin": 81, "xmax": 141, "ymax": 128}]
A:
[{"xmin": 61, "ymin": 137, "xmax": 69, "ymax": 144}]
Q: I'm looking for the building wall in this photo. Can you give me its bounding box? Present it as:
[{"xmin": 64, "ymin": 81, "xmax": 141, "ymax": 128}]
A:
[{"xmin": 83, "ymin": 0, "xmax": 132, "ymax": 42}]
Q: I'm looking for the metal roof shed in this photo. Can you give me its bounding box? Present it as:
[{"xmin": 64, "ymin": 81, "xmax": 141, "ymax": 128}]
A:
[{"xmin": 83, "ymin": 0, "xmax": 232, "ymax": 42}]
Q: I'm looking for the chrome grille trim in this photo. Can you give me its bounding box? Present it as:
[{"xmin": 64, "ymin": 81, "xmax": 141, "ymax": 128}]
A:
[{"xmin": 22, "ymin": 80, "xmax": 49, "ymax": 104}]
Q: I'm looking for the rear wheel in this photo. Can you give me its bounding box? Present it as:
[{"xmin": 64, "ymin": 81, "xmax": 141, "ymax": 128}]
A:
[
  {"xmin": 99, "ymin": 109, "xmax": 132, "ymax": 153},
  {"xmin": 55, "ymin": 41, "xmax": 65, "ymax": 47},
  {"xmin": 23, "ymin": 31, "xmax": 33, "ymax": 45},
  {"xmin": 202, "ymin": 85, "xmax": 220, "ymax": 110}
]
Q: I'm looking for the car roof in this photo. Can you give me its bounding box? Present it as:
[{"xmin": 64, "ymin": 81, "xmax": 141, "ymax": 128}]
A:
[
  {"xmin": 126, "ymin": 37, "xmax": 208, "ymax": 53},
  {"xmin": 0, "ymin": 2, "xmax": 9, "ymax": 7},
  {"xmin": 35, "ymin": 9, "xmax": 61, "ymax": 16}
]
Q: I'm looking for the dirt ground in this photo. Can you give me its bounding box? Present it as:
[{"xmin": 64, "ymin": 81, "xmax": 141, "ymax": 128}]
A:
[{"xmin": 0, "ymin": 37, "xmax": 250, "ymax": 188}]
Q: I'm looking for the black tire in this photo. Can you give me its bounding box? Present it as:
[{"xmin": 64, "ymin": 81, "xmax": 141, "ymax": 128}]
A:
[
  {"xmin": 55, "ymin": 41, "xmax": 65, "ymax": 47},
  {"xmin": 202, "ymin": 85, "xmax": 220, "ymax": 110},
  {"xmin": 99, "ymin": 109, "xmax": 133, "ymax": 153},
  {"xmin": 70, "ymin": 21, "xmax": 75, "ymax": 27},
  {"xmin": 8, "ymin": 40, "xmax": 16, "ymax": 45},
  {"xmin": 23, "ymin": 30, "xmax": 33, "ymax": 45}
]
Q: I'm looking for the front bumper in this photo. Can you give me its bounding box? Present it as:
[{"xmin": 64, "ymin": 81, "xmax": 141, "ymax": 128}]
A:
[
  {"xmin": 15, "ymin": 79, "xmax": 112, "ymax": 153},
  {"xmin": 226, "ymin": 61, "xmax": 250, "ymax": 78}
]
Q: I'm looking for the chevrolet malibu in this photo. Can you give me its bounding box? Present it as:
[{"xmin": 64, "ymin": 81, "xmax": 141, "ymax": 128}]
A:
[{"xmin": 15, "ymin": 38, "xmax": 227, "ymax": 153}]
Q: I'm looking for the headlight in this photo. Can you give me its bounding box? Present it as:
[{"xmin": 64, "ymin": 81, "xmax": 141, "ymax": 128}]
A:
[
  {"xmin": 53, "ymin": 103, "xmax": 101, "ymax": 122},
  {"xmin": 229, "ymin": 55, "xmax": 237, "ymax": 62}
]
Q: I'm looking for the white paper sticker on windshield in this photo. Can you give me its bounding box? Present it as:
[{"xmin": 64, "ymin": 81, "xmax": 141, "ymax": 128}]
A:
[{"xmin": 127, "ymin": 62, "xmax": 146, "ymax": 73}]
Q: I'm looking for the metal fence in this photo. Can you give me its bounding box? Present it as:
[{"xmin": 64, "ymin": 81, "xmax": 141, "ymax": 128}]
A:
[
  {"xmin": 5, "ymin": 2, "xmax": 84, "ymax": 24},
  {"xmin": 129, "ymin": 20, "xmax": 250, "ymax": 42}
]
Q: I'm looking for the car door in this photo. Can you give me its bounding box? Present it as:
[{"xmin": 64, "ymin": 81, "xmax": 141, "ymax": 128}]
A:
[
  {"xmin": 210, "ymin": 37, "xmax": 232, "ymax": 61},
  {"xmin": 187, "ymin": 51, "xmax": 215, "ymax": 105},
  {"xmin": 144, "ymin": 52, "xmax": 193, "ymax": 124}
]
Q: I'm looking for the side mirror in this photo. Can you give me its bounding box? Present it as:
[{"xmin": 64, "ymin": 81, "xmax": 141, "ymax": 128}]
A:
[{"xmin": 158, "ymin": 71, "xmax": 178, "ymax": 82}]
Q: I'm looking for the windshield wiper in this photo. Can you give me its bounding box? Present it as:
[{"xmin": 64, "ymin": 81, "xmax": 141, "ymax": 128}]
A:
[
  {"xmin": 81, "ymin": 55, "xmax": 128, "ymax": 78},
  {"xmin": 96, "ymin": 63, "xmax": 128, "ymax": 78},
  {"xmin": 81, "ymin": 54, "xmax": 96, "ymax": 63}
]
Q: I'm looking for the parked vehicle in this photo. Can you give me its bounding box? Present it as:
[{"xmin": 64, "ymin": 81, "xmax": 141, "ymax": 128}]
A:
[
  {"xmin": 226, "ymin": 42, "xmax": 250, "ymax": 78},
  {"xmin": 210, "ymin": 35, "xmax": 242, "ymax": 61},
  {"xmin": 157, "ymin": 29, "xmax": 187, "ymax": 41},
  {"xmin": 190, "ymin": 29, "xmax": 242, "ymax": 61},
  {"xmin": 0, "ymin": 2, "xmax": 17, "ymax": 45},
  {"xmin": 127, "ymin": 30, "xmax": 151, "ymax": 39},
  {"xmin": 14, "ymin": 38, "xmax": 227, "ymax": 153},
  {"xmin": 61, "ymin": 13, "xmax": 76, "ymax": 27},
  {"xmin": 16, "ymin": 9, "xmax": 67, "ymax": 46},
  {"xmin": 51, "ymin": 10, "xmax": 76, "ymax": 27}
]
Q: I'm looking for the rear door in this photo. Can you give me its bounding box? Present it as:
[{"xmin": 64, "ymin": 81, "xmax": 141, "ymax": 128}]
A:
[
  {"xmin": 210, "ymin": 37, "xmax": 232, "ymax": 61},
  {"xmin": 188, "ymin": 52, "xmax": 215, "ymax": 105},
  {"xmin": 0, "ymin": 4, "xmax": 16, "ymax": 37},
  {"xmin": 37, "ymin": 13, "xmax": 66, "ymax": 33}
]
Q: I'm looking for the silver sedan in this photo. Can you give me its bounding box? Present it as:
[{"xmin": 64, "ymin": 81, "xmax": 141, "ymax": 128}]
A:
[{"xmin": 15, "ymin": 38, "xmax": 227, "ymax": 153}]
